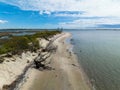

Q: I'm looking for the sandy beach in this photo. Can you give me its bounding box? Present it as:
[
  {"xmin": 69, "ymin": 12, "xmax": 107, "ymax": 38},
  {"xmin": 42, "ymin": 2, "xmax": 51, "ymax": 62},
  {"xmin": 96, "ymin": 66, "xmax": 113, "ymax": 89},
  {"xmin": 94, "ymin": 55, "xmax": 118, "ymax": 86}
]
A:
[{"xmin": 20, "ymin": 32, "xmax": 91, "ymax": 90}]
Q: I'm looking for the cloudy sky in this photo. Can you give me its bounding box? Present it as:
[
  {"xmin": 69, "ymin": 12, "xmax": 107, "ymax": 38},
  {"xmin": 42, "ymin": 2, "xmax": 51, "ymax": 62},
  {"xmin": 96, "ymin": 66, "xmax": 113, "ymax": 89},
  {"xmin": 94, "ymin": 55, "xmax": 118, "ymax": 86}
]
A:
[{"xmin": 0, "ymin": 0, "xmax": 120, "ymax": 29}]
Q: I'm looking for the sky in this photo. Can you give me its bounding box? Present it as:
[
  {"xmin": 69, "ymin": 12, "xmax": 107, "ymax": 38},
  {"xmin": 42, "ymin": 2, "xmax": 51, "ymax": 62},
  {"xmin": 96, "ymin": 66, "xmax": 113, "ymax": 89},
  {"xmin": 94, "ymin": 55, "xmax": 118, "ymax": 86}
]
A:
[{"xmin": 0, "ymin": 0, "xmax": 120, "ymax": 29}]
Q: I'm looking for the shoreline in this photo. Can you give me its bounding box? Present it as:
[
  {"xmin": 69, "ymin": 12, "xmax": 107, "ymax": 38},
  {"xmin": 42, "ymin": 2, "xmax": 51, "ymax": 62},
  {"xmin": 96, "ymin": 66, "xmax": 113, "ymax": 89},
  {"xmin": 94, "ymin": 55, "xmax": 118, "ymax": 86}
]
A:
[
  {"xmin": 20, "ymin": 32, "xmax": 92, "ymax": 90},
  {"xmin": 64, "ymin": 33, "xmax": 93, "ymax": 90},
  {"xmin": 66, "ymin": 34, "xmax": 94, "ymax": 90},
  {"xmin": 65, "ymin": 34, "xmax": 93, "ymax": 90}
]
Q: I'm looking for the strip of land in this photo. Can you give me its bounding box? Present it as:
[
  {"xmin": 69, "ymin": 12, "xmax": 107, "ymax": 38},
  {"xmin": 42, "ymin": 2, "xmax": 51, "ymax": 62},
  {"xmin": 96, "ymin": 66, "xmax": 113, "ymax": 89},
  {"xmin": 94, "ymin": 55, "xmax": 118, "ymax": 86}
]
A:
[{"xmin": 20, "ymin": 32, "xmax": 91, "ymax": 90}]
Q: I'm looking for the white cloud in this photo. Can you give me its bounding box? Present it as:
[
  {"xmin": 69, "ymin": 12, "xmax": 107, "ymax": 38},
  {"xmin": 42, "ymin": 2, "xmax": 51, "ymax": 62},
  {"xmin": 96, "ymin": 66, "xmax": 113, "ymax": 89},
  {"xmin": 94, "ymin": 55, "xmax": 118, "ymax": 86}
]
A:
[
  {"xmin": 59, "ymin": 17, "xmax": 120, "ymax": 28},
  {"xmin": 54, "ymin": 12, "xmax": 83, "ymax": 17},
  {"xmin": 0, "ymin": 20, "xmax": 8, "ymax": 24},
  {"xmin": 1, "ymin": 0, "xmax": 120, "ymax": 28},
  {"xmin": 1, "ymin": 0, "xmax": 120, "ymax": 17}
]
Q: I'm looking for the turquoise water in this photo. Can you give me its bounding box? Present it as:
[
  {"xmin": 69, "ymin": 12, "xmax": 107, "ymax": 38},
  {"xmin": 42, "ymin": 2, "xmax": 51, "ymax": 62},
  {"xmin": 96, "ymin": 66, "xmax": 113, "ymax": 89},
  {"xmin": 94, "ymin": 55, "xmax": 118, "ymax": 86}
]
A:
[{"xmin": 69, "ymin": 30, "xmax": 120, "ymax": 90}]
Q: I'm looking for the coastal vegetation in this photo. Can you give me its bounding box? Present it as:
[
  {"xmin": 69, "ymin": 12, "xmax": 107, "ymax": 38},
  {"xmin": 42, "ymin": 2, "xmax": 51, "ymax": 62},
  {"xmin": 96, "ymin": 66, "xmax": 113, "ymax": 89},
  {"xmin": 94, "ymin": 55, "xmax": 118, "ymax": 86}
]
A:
[{"xmin": 0, "ymin": 30, "xmax": 61, "ymax": 55}]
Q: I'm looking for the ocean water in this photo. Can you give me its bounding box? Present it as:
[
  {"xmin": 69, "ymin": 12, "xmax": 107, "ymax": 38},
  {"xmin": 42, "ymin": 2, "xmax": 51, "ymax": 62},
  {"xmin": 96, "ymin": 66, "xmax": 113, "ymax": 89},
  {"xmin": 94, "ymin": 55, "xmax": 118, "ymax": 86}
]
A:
[{"xmin": 69, "ymin": 30, "xmax": 120, "ymax": 90}]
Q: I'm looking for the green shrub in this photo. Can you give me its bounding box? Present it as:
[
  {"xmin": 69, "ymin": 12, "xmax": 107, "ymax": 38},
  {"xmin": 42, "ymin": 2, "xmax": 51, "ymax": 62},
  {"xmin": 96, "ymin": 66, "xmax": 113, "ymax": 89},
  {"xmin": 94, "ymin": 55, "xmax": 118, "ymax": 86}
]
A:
[
  {"xmin": 0, "ymin": 36, "xmax": 30, "ymax": 54},
  {"xmin": 0, "ymin": 30, "xmax": 61, "ymax": 55}
]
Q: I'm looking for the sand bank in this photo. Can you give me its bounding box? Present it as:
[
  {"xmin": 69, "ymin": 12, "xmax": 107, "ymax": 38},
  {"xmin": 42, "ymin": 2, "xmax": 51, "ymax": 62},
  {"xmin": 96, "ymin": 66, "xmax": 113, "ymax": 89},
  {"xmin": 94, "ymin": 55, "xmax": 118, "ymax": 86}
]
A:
[{"xmin": 20, "ymin": 32, "xmax": 91, "ymax": 90}]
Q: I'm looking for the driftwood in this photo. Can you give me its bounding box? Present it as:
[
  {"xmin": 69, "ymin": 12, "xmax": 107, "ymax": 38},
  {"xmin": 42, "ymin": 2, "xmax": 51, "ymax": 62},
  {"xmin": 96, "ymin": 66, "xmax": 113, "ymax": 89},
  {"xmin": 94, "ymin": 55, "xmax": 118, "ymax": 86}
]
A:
[
  {"xmin": 34, "ymin": 52, "xmax": 51, "ymax": 69},
  {"xmin": 34, "ymin": 40, "xmax": 57, "ymax": 70}
]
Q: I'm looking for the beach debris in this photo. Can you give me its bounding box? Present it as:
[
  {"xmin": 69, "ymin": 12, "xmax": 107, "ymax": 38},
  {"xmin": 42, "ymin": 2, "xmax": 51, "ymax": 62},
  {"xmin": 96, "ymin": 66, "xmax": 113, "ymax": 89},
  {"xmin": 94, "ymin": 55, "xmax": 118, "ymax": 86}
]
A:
[
  {"xmin": 72, "ymin": 64, "xmax": 77, "ymax": 66},
  {"xmin": 34, "ymin": 40, "xmax": 57, "ymax": 70},
  {"xmin": 11, "ymin": 59, "xmax": 16, "ymax": 62},
  {"xmin": 2, "ymin": 84, "xmax": 10, "ymax": 90},
  {"xmin": 5, "ymin": 53, "xmax": 12, "ymax": 57},
  {"xmin": 71, "ymin": 64, "xmax": 79, "ymax": 68}
]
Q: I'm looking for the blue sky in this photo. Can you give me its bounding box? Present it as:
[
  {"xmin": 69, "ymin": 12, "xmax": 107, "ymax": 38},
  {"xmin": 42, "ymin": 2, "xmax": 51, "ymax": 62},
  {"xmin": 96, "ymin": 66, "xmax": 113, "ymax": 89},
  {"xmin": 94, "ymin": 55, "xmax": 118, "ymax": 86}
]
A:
[
  {"xmin": 0, "ymin": 0, "xmax": 120, "ymax": 29},
  {"xmin": 0, "ymin": 2, "xmax": 75, "ymax": 29}
]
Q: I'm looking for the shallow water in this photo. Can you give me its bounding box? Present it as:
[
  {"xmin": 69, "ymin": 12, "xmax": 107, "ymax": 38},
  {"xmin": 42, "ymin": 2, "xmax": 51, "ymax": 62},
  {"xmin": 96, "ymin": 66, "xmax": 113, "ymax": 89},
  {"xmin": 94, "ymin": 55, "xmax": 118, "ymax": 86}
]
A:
[{"xmin": 68, "ymin": 30, "xmax": 120, "ymax": 90}]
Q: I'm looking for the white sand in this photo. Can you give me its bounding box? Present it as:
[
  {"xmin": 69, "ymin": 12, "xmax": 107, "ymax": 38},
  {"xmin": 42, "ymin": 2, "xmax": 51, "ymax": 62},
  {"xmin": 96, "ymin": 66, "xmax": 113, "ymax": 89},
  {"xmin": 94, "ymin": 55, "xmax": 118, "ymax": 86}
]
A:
[
  {"xmin": 0, "ymin": 52, "xmax": 37, "ymax": 89},
  {"xmin": 0, "ymin": 37, "xmax": 52, "ymax": 90}
]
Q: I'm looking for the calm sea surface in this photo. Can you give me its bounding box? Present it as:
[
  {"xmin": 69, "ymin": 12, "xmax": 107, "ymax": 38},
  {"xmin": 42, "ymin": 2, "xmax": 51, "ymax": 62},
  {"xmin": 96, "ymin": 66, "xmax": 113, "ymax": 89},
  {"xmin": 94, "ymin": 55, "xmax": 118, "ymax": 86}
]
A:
[{"xmin": 68, "ymin": 30, "xmax": 120, "ymax": 90}]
